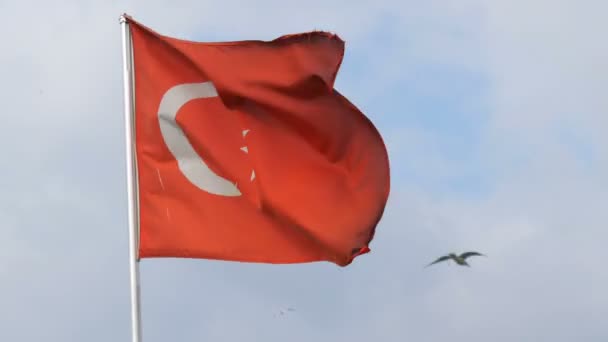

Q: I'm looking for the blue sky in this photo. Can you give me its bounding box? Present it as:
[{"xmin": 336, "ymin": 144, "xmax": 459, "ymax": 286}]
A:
[{"xmin": 1, "ymin": 1, "xmax": 607, "ymax": 341}]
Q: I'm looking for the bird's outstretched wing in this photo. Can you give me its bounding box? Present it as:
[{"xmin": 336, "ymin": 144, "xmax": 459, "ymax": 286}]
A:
[
  {"xmin": 460, "ymin": 251, "xmax": 485, "ymax": 259},
  {"xmin": 425, "ymin": 255, "xmax": 450, "ymax": 267}
]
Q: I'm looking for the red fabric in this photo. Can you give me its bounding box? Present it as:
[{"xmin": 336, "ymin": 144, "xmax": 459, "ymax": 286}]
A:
[{"xmin": 127, "ymin": 16, "xmax": 390, "ymax": 266}]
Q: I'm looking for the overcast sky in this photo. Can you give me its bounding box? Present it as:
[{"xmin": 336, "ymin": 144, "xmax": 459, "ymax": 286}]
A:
[{"xmin": 1, "ymin": 0, "xmax": 607, "ymax": 341}]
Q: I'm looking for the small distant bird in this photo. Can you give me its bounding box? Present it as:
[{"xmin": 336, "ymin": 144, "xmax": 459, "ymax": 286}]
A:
[
  {"xmin": 426, "ymin": 252, "xmax": 485, "ymax": 268},
  {"xmin": 281, "ymin": 307, "xmax": 296, "ymax": 315},
  {"xmin": 274, "ymin": 307, "xmax": 296, "ymax": 317}
]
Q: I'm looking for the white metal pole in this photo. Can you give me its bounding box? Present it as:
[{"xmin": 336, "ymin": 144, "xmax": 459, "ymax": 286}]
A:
[{"xmin": 119, "ymin": 14, "xmax": 143, "ymax": 342}]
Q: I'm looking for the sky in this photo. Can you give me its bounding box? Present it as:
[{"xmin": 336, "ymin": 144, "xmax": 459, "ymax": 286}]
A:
[{"xmin": 1, "ymin": 0, "xmax": 607, "ymax": 341}]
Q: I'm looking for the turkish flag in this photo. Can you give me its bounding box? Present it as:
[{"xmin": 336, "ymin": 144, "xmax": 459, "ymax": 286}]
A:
[{"xmin": 127, "ymin": 16, "xmax": 390, "ymax": 266}]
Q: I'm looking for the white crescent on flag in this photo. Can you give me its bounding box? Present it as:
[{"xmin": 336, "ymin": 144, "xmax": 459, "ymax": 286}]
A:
[{"xmin": 157, "ymin": 82, "xmax": 242, "ymax": 197}]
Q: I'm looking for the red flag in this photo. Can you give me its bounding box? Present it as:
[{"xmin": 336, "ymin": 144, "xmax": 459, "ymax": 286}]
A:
[{"xmin": 127, "ymin": 16, "xmax": 390, "ymax": 266}]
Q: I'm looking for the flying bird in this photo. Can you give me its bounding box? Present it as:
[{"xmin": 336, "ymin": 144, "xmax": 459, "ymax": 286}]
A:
[
  {"xmin": 280, "ymin": 307, "xmax": 295, "ymax": 314},
  {"xmin": 426, "ymin": 252, "xmax": 485, "ymax": 268},
  {"xmin": 274, "ymin": 307, "xmax": 296, "ymax": 317}
]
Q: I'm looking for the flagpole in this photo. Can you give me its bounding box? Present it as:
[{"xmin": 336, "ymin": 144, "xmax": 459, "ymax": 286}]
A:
[{"xmin": 120, "ymin": 14, "xmax": 143, "ymax": 342}]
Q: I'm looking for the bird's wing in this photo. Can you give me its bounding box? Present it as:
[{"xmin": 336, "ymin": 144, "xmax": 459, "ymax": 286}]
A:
[
  {"xmin": 460, "ymin": 252, "xmax": 484, "ymax": 259},
  {"xmin": 425, "ymin": 255, "xmax": 450, "ymax": 267}
]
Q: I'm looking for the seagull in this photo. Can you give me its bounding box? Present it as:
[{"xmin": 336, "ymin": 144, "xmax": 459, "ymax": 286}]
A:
[
  {"xmin": 274, "ymin": 307, "xmax": 296, "ymax": 317},
  {"xmin": 426, "ymin": 252, "xmax": 485, "ymax": 268},
  {"xmin": 280, "ymin": 307, "xmax": 295, "ymax": 315}
]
